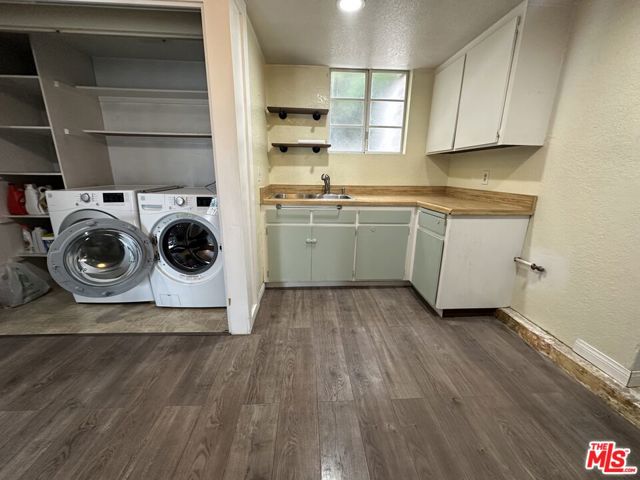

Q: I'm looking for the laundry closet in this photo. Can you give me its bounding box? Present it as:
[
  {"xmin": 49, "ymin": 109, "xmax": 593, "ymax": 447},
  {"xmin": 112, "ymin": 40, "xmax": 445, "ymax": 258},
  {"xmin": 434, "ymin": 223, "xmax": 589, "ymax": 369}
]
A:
[{"xmin": 0, "ymin": 3, "xmax": 227, "ymax": 334}]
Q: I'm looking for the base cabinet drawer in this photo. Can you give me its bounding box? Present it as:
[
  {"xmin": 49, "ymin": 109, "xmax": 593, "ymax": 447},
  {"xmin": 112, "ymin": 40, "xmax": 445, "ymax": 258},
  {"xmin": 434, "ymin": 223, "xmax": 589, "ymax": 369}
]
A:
[
  {"xmin": 355, "ymin": 225, "xmax": 409, "ymax": 280},
  {"xmin": 267, "ymin": 225, "xmax": 312, "ymax": 282},
  {"xmin": 412, "ymin": 228, "xmax": 444, "ymax": 305}
]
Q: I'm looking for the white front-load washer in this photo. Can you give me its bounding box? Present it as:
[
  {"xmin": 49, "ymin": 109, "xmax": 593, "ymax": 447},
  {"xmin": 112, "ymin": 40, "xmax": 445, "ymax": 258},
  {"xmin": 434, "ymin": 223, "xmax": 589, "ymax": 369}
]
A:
[
  {"xmin": 46, "ymin": 185, "xmax": 176, "ymax": 303},
  {"xmin": 138, "ymin": 187, "xmax": 226, "ymax": 308}
]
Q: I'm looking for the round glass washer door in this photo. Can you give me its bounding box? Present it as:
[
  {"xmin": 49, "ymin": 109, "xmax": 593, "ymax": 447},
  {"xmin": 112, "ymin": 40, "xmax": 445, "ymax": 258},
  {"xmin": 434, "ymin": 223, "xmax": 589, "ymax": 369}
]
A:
[
  {"xmin": 154, "ymin": 213, "xmax": 221, "ymax": 278},
  {"xmin": 48, "ymin": 218, "xmax": 155, "ymax": 298}
]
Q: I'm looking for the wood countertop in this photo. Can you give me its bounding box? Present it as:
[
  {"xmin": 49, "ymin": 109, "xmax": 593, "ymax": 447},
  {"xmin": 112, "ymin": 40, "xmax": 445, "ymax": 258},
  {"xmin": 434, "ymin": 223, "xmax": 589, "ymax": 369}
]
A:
[{"xmin": 260, "ymin": 185, "xmax": 537, "ymax": 216}]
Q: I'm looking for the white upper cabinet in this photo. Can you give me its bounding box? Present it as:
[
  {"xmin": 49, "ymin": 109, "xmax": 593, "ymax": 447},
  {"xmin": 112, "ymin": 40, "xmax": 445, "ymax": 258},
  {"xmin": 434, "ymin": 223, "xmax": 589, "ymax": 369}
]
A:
[
  {"xmin": 454, "ymin": 17, "xmax": 518, "ymax": 150},
  {"xmin": 426, "ymin": 0, "xmax": 573, "ymax": 154},
  {"xmin": 425, "ymin": 55, "xmax": 465, "ymax": 153}
]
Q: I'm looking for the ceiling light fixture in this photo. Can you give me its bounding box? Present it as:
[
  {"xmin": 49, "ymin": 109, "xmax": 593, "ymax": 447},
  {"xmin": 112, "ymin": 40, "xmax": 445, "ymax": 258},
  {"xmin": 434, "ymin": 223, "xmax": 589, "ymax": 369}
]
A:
[{"xmin": 337, "ymin": 0, "xmax": 365, "ymax": 13}]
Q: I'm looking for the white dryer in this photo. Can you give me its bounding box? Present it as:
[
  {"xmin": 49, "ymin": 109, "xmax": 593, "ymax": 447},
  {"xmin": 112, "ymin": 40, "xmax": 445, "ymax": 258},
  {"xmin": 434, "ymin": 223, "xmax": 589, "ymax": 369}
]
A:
[
  {"xmin": 138, "ymin": 188, "xmax": 226, "ymax": 308},
  {"xmin": 47, "ymin": 185, "xmax": 176, "ymax": 303}
]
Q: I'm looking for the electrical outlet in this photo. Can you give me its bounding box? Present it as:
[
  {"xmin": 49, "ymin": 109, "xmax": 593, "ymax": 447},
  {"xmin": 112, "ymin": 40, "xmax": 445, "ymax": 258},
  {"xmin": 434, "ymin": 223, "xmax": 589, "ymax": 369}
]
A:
[{"xmin": 481, "ymin": 170, "xmax": 490, "ymax": 185}]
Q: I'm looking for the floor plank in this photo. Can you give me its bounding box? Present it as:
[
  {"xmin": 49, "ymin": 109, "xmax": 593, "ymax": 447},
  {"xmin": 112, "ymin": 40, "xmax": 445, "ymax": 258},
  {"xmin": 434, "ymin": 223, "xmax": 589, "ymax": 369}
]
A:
[
  {"xmin": 318, "ymin": 401, "xmax": 370, "ymax": 480},
  {"xmin": 222, "ymin": 404, "xmax": 279, "ymax": 480},
  {"xmin": 312, "ymin": 289, "xmax": 354, "ymax": 402},
  {"xmin": 272, "ymin": 327, "xmax": 320, "ymax": 480}
]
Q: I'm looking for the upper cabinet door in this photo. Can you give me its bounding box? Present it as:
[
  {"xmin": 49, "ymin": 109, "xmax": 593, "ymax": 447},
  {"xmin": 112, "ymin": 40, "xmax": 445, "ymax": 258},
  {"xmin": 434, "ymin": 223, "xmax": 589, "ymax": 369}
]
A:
[
  {"xmin": 426, "ymin": 55, "xmax": 465, "ymax": 154},
  {"xmin": 454, "ymin": 17, "xmax": 519, "ymax": 150}
]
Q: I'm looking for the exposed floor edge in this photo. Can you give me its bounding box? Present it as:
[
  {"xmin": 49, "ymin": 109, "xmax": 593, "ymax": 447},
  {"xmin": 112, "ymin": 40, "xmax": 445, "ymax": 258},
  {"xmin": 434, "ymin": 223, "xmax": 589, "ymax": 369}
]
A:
[
  {"xmin": 495, "ymin": 307, "xmax": 640, "ymax": 429},
  {"xmin": 0, "ymin": 331, "xmax": 230, "ymax": 337}
]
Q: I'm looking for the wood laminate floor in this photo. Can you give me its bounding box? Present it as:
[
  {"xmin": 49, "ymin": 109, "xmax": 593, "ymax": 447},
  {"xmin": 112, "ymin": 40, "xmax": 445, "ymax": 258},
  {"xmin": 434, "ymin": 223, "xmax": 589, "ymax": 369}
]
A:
[
  {"xmin": 0, "ymin": 286, "xmax": 228, "ymax": 335},
  {"xmin": 0, "ymin": 287, "xmax": 638, "ymax": 479}
]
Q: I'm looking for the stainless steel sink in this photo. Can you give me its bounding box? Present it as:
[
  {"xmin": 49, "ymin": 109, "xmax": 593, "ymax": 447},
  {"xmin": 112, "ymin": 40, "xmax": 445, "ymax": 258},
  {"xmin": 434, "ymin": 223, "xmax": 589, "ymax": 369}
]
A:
[
  {"xmin": 317, "ymin": 193, "xmax": 352, "ymax": 200},
  {"xmin": 271, "ymin": 192, "xmax": 352, "ymax": 200}
]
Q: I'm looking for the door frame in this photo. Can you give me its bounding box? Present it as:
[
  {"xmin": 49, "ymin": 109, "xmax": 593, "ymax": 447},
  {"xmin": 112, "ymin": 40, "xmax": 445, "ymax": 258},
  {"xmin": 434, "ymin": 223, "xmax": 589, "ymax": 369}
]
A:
[{"xmin": 2, "ymin": 0, "xmax": 260, "ymax": 334}]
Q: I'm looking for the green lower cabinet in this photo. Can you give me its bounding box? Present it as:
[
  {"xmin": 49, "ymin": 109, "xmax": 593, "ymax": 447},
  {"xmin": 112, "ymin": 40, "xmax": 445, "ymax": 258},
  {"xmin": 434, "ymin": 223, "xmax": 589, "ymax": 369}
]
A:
[
  {"xmin": 311, "ymin": 226, "xmax": 356, "ymax": 281},
  {"xmin": 267, "ymin": 225, "xmax": 312, "ymax": 282},
  {"xmin": 412, "ymin": 228, "xmax": 444, "ymax": 305},
  {"xmin": 355, "ymin": 225, "xmax": 409, "ymax": 280}
]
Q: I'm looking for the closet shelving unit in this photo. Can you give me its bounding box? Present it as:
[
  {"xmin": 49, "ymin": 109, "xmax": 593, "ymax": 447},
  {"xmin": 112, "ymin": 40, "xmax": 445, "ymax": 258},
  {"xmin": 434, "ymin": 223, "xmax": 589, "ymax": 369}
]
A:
[
  {"xmin": 1, "ymin": 19, "xmax": 215, "ymax": 262},
  {"xmin": 0, "ymin": 33, "xmax": 64, "ymax": 261}
]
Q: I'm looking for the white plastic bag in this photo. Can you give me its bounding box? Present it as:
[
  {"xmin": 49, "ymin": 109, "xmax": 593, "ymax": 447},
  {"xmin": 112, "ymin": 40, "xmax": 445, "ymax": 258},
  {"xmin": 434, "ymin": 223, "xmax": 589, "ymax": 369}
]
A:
[{"xmin": 0, "ymin": 262, "xmax": 50, "ymax": 308}]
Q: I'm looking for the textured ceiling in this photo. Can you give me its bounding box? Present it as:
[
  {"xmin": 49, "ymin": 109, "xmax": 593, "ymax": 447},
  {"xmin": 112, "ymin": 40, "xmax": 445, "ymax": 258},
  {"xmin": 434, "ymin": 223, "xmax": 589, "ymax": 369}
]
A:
[{"xmin": 246, "ymin": 0, "xmax": 523, "ymax": 69}]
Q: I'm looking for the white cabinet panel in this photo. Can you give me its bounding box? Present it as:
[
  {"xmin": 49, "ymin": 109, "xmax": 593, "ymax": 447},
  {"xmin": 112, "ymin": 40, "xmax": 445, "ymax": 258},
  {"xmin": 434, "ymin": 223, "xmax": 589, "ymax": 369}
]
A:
[
  {"xmin": 425, "ymin": 55, "xmax": 465, "ymax": 154},
  {"xmin": 454, "ymin": 17, "xmax": 519, "ymax": 150}
]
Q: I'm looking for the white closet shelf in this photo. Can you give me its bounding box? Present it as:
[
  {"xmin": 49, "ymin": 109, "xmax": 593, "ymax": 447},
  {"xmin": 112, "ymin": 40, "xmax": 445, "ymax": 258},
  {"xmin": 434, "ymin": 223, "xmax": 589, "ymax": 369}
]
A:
[
  {"xmin": 0, "ymin": 126, "xmax": 51, "ymax": 135},
  {"xmin": 75, "ymin": 85, "xmax": 208, "ymax": 100},
  {"xmin": 83, "ymin": 129, "xmax": 212, "ymax": 138},
  {"xmin": 0, "ymin": 172, "xmax": 62, "ymax": 176},
  {"xmin": 17, "ymin": 251, "xmax": 48, "ymax": 258},
  {"xmin": 0, "ymin": 74, "xmax": 39, "ymax": 79},
  {"xmin": 0, "ymin": 75, "xmax": 41, "ymax": 94}
]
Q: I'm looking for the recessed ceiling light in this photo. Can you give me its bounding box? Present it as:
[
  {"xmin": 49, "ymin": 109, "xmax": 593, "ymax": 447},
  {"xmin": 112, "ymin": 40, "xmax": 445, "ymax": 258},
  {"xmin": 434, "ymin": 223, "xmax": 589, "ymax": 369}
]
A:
[{"xmin": 337, "ymin": 0, "xmax": 365, "ymax": 13}]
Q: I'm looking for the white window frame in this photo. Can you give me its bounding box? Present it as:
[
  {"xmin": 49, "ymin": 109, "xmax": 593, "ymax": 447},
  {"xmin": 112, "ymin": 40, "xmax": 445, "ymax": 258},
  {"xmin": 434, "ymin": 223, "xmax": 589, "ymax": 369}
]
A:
[{"xmin": 329, "ymin": 68, "xmax": 410, "ymax": 154}]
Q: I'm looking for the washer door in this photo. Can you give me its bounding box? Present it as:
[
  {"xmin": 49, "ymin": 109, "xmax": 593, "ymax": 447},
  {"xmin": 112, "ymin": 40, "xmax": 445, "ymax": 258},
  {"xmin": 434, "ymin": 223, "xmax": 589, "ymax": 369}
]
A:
[
  {"xmin": 47, "ymin": 218, "xmax": 155, "ymax": 298},
  {"xmin": 155, "ymin": 213, "xmax": 221, "ymax": 277}
]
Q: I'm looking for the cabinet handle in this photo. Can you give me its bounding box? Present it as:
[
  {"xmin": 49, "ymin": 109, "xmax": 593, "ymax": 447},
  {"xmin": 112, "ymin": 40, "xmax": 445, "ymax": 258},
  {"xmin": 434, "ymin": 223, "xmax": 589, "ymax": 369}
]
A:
[{"xmin": 305, "ymin": 238, "xmax": 318, "ymax": 244}]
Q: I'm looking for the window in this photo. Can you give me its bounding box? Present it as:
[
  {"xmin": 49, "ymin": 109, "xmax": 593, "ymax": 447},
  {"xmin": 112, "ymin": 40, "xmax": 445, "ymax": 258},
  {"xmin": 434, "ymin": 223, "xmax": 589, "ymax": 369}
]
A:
[{"xmin": 329, "ymin": 69, "xmax": 409, "ymax": 153}]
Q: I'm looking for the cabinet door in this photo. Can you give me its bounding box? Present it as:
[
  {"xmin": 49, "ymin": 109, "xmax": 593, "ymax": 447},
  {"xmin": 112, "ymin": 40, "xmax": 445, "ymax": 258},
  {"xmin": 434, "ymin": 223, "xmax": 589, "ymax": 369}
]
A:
[
  {"xmin": 426, "ymin": 55, "xmax": 465, "ymax": 153},
  {"xmin": 267, "ymin": 225, "xmax": 312, "ymax": 282},
  {"xmin": 412, "ymin": 228, "xmax": 444, "ymax": 305},
  {"xmin": 454, "ymin": 17, "xmax": 519, "ymax": 150},
  {"xmin": 311, "ymin": 226, "xmax": 356, "ymax": 282},
  {"xmin": 355, "ymin": 225, "xmax": 409, "ymax": 280}
]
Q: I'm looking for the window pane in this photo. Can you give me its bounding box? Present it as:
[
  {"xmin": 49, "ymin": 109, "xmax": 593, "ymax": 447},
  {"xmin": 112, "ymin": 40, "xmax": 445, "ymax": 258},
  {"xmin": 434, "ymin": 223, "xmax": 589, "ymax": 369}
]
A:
[
  {"xmin": 330, "ymin": 126, "xmax": 364, "ymax": 152},
  {"xmin": 368, "ymin": 127, "xmax": 402, "ymax": 152},
  {"xmin": 369, "ymin": 101, "xmax": 404, "ymax": 127},
  {"xmin": 331, "ymin": 71, "xmax": 366, "ymax": 99},
  {"xmin": 371, "ymin": 72, "xmax": 406, "ymax": 100},
  {"xmin": 330, "ymin": 99, "xmax": 364, "ymax": 125}
]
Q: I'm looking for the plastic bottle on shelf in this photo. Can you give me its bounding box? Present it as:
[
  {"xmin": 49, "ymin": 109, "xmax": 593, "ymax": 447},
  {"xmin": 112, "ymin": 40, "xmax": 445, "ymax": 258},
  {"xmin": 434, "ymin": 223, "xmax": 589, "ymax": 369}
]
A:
[
  {"xmin": 38, "ymin": 185, "xmax": 51, "ymax": 214},
  {"xmin": 7, "ymin": 184, "xmax": 27, "ymax": 215},
  {"xmin": 25, "ymin": 184, "xmax": 42, "ymax": 215}
]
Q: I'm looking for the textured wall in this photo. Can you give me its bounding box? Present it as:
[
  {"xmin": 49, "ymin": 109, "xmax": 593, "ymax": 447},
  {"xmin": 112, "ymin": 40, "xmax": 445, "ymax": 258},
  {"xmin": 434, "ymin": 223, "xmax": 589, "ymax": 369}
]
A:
[
  {"xmin": 265, "ymin": 65, "xmax": 449, "ymax": 186},
  {"xmin": 446, "ymin": 0, "xmax": 640, "ymax": 369},
  {"xmin": 247, "ymin": 20, "xmax": 269, "ymax": 287}
]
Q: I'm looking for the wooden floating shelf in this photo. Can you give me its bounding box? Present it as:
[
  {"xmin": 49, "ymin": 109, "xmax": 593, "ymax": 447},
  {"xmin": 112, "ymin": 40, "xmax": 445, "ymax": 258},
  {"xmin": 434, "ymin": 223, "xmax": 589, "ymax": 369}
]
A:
[
  {"xmin": 267, "ymin": 106, "xmax": 328, "ymax": 121},
  {"xmin": 83, "ymin": 130, "xmax": 212, "ymax": 138},
  {"xmin": 272, "ymin": 142, "xmax": 331, "ymax": 153},
  {"xmin": 75, "ymin": 85, "xmax": 208, "ymax": 100}
]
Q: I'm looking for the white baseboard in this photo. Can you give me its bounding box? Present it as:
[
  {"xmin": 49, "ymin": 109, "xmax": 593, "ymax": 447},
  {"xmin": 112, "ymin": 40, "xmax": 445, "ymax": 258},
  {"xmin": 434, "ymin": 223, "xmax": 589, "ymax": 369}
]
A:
[
  {"xmin": 629, "ymin": 371, "xmax": 640, "ymax": 388},
  {"xmin": 251, "ymin": 282, "xmax": 266, "ymax": 324},
  {"xmin": 573, "ymin": 339, "xmax": 632, "ymax": 386}
]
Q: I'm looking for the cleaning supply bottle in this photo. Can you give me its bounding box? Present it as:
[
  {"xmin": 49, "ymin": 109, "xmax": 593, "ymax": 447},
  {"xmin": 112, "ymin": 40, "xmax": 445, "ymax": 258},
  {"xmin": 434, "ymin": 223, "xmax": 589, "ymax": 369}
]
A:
[
  {"xmin": 38, "ymin": 185, "xmax": 51, "ymax": 214},
  {"xmin": 24, "ymin": 184, "xmax": 42, "ymax": 215},
  {"xmin": 7, "ymin": 184, "xmax": 27, "ymax": 215}
]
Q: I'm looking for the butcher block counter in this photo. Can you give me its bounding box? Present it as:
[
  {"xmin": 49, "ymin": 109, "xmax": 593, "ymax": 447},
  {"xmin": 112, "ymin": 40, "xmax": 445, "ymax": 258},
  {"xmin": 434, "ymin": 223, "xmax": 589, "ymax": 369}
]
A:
[{"xmin": 260, "ymin": 185, "xmax": 537, "ymax": 216}]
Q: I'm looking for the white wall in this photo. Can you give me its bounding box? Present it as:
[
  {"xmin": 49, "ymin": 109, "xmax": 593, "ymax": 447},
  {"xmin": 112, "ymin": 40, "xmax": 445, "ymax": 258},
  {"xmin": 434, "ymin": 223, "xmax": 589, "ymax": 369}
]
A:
[
  {"xmin": 445, "ymin": 0, "xmax": 640, "ymax": 369},
  {"xmin": 265, "ymin": 65, "xmax": 449, "ymax": 186},
  {"xmin": 247, "ymin": 20, "xmax": 269, "ymax": 289}
]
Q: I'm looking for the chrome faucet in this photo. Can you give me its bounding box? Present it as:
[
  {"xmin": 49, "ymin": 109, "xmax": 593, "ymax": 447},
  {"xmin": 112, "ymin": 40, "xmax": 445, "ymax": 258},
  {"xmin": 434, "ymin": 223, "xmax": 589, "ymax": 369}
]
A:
[{"xmin": 321, "ymin": 173, "xmax": 331, "ymax": 195}]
